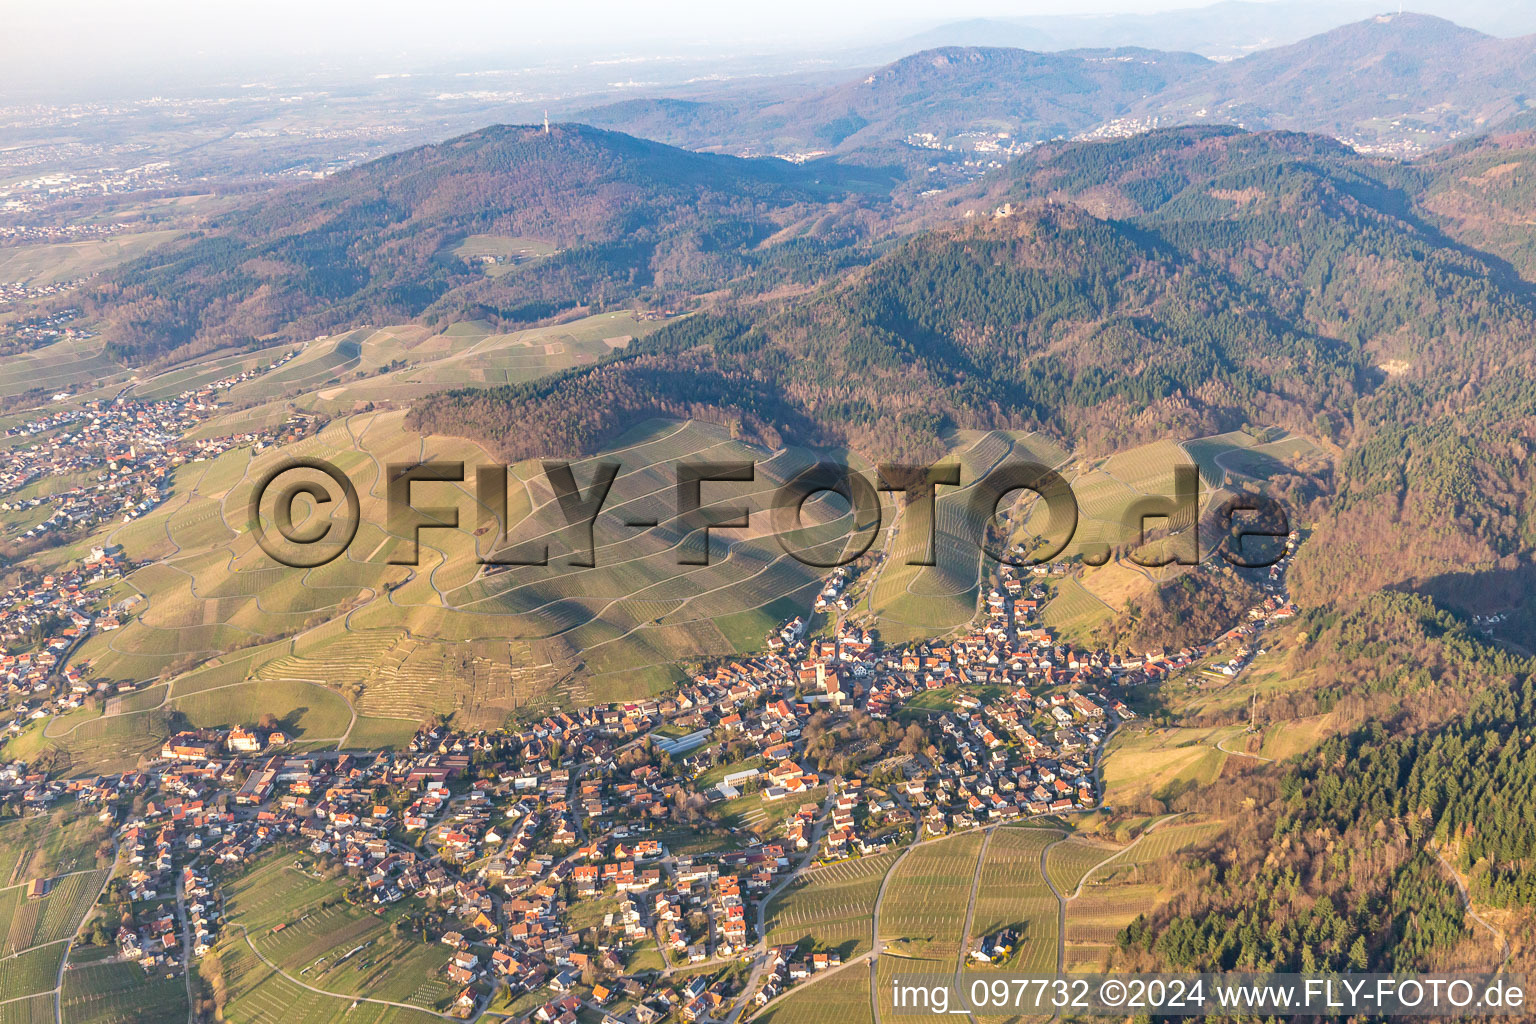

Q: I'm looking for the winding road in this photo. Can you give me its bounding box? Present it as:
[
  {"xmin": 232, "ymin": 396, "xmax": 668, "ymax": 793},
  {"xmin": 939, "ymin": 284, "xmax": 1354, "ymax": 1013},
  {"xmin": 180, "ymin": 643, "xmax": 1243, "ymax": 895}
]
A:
[
  {"xmin": 1433, "ymin": 849, "xmax": 1512, "ymax": 968},
  {"xmin": 227, "ymin": 924, "xmax": 463, "ymax": 1020}
]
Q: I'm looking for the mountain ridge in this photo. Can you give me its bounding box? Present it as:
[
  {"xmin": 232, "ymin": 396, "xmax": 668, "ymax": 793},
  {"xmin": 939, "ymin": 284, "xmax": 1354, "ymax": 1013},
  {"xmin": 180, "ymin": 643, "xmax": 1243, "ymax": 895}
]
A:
[{"xmin": 80, "ymin": 122, "xmax": 891, "ymax": 364}]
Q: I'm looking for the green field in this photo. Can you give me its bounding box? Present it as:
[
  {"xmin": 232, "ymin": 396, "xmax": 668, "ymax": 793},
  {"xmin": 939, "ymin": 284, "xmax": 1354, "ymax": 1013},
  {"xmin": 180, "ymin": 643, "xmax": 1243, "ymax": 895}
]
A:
[
  {"xmin": 1117, "ymin": 820, "xmax": 1226, "ymax": 869},
  {"xmin": 0, "ymin": 230, "xmax": 179, "ymax": 286}
]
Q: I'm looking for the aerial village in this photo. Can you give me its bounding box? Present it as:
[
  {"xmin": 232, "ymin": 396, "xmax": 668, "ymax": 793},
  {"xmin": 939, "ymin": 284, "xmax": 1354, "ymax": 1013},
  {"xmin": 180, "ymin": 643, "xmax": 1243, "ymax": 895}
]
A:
[
  {"xmin": 0, "ymin": 357, "xmax": 328, "ymax": 732},
  {"xmin": 0, "ymin": 348, "xmax": 304, "ymax": 551},
  {"xmin": 0, "ymin": 529, "xmax": 1298, "ymax": 1020}
]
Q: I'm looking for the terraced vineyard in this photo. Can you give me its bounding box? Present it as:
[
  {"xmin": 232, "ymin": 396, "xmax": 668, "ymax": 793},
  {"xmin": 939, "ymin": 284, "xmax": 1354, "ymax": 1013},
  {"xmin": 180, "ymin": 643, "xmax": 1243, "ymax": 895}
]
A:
[
  {"xmin": 1063, "ymin": 881, "xmax": 1163, "ymax": 972},
  {"xmin": 878, "ymin": 832, "xmax": 984, "ymax": 962},
  {"xmin": 758, "ymin": 962, "xmax": 874, "ymax": 1024},
  {"xmin": 1, "ymin": 869, "xmax": 110, "ymax": 956},
  {"xmin": 0, "ymin": 943, "xmax": 66, "ymax": 1004},
  {"xmin": 1061, "ymin": 819, "xmax": 1227, "ymax": 972},
  {"xmin": 0, "ymin": 865, "xmax": 112, "ymax": 1015},
  {"xmin": 967, "ymin": 829, "xmax": 1060, "ymax": 976},
  {"xmin": 1042, "ymin": 837, "xmax": 1117, "ymax": 897},
  {"xmin": 1117, "ymin": 820, "xmax": 1225, "ymax": 868},
  {"xmin": 216, "ymin": 937, "xmax": 444, "ymax": 1024},
  {"xmin": 1039, "ymin": 577, "xmax": 1111, "ymax": 637},
  {"xmin": 1181, "ymin": 432, "xmax": 1259, "ymax": 490},
  {"xmin": 6, "ymin": 293, "xmax": 1313, "ymax": 768},
  {"xmin": 765, "ymin": 851, "xmax": 898, "ymax": 958},
  {"xmin": 60, "ymin": 948, "xmax": 190, "ymax": 1024},
  {"xmin": 221, "ymin": 854, "xmax": 455, "ymax": 1014},
  {"xmin": 0, "ymin": 336, "xmax": 131, "ymax": 402},
  {"xmin": 0, "ymin": 992, "xmax": 55, "ymax": 1024},
  {"xmin": 870, "ymin": 430, "xmax": 1066, "ymax": 640}
]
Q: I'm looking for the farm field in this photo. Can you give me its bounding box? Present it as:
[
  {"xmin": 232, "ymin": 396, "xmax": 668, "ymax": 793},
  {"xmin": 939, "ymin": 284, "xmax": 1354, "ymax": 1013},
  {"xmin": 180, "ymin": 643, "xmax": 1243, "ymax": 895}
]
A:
[
  {"xmin": 0, "ymin": 807, "xmax": 108, "ymax": 887},
  {"xmin": 296, "ymin": 311, "xmax": 670, "ymax": 411},
  {"xmin": 340, "ymin": 716, "xmax": 421, "ymax": 750},
  {"xmin": 1024, "ymin": 433, "xmax": 1239, "ymax": 635},
  {"xmin": 0, "ymin": 992, "xmax": 54, "ymax": 1024},
  {"xmin": 1181, "ymin": 429, "xmax": 1323, "ymax": 490},
  {"xmin": 764, "ymin": 851, "xmax": 897, "ymax": 959},
  {"xmin": 1042, "ymin": 836, "xmax": 1119, "ymax": 898},
  {"xmin": 1038, "ymin": 577, "xmax": 1112, "ymax": 640},
  {"xmin": 215, "ymin": 936, "xmax": 445, "ymax": 1024},
  {"xmin": 757, "ymin": 961, "xmax": 873, "ymax": 1024},
  {"xmin": 0, "ymin": 337, "xmax": 130, "ymax": 401},
  {"xmin": 449, "ymin": 233, "xmax": 558, "ymax": 275},
  {"xmin": 0, "ymin": 942, "xmax": 67, "ymax": 1004},
  {"xmin": 219, "ymin": 854, "xmax": 456, "ymax": 1013},
  {"xmin": 878, "ymin": 832, "xmax": 983, "ymax": 961},
  {"xmin": 0, "ymin": 865, "xmax": 112, "ymax": 1012},
  {"xmin": 1099, "ymin": 726, "xmax": 1231, "ymax": 807},
  {"xmin": 66, "ymin": 407, "xmax": 885, "ymax": 722},
  {"xmin": 0, "ymin": 230, "xmax": 179, "ymax": 286},
  {"xmin": 870, "ymin": 430, "xmax": 1066, "ymax": 641},
  {"xmin": 168, "ymin": 678, "xmax": 353, "ymax": 740},
  {"xmin": 1063, "ymin": 879, "xmax": 1163, "ymax": 972},
  {"xmin": 1, "ymin": 868, "xmax": 111, "ymax": 957},
  {"xmin": 1061, "ymin": 818, "xmax": 1227, "ymax": 972},
  {"xmin": 1115, "ymin": 820, "xmax": 1226, "ymax": 870},
  {"xmin": 60, "ymin": 950, "xmax": 189, "ymax": 1024},
  {"xmin": 1181, "ymin": 432, "xmax": 1258, "ymax": 489},
  {"xmin": 1250, "ymin": 714, "xmax": 1333, "ymax": 761},
  {"xmin": 130, "ymin": 342, "xmax": 299, "ymax": 402},
  {"xmin": 967, "ymin": 828, "xmax": 1060, "ymax": 977},
  {"xmin": 26, "ymin": 708, "xmax": 173, "ymax": 777}
]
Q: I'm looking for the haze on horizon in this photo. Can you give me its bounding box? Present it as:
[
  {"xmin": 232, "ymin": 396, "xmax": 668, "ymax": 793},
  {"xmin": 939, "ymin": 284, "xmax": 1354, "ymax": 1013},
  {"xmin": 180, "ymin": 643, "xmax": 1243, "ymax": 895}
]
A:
[{"xmin": 8, "ymin": 0, "xmax": 1536, "ymax": 101}]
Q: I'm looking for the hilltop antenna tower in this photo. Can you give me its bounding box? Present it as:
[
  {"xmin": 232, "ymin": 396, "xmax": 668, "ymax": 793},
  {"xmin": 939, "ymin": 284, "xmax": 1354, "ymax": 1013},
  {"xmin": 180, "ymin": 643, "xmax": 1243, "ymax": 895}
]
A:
[{"xmin": 543, "ymin": 111, "xmax": 550, "ymax": 135}]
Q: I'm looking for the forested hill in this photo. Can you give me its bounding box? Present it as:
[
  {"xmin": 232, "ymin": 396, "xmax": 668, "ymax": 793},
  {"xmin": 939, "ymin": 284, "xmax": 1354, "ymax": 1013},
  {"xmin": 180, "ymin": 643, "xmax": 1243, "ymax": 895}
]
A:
[
  {"xmin": 1139, "ymin": 13, "xmax": 1536, "ymax": 152},
  {"xmin": 411, "ymin": 126, "xmax": 1536, "ymax": 619},
  {"xmin": 579, "ymin": 45, "xmax": 1212, "ymax": 162},
  {"xmin": 578, "ymin": 15, "xmax": 1536, "ymax": 164},
  {"xmin": 79, "ymin": 123, "xmax": 892, "ymax": 365},
  {"xmin": 1119, "ymin": 592, "xmax": 1536, "ymax": 975},
  {"xmin": 1417, "ymin": 109, "xmax": 1536, "ymax": 280},
  {"xmin": 413, "ymin": 125, "xmax": 1536, "ymax": 458},
  {"xmin": 408, "ymin": 197, "xmax": 1361, "ymax": 462}
]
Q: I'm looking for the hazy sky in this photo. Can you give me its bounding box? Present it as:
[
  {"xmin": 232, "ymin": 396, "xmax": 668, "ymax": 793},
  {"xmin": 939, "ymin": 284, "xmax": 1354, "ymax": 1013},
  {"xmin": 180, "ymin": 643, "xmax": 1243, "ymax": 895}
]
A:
[
  {"xmin": 7, "ymin": 0, "xmax": 1532, "ymax": 98},
  {"xmin": 12, "ymin": 0, "xmax": 1187, "ymax": 59}
]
